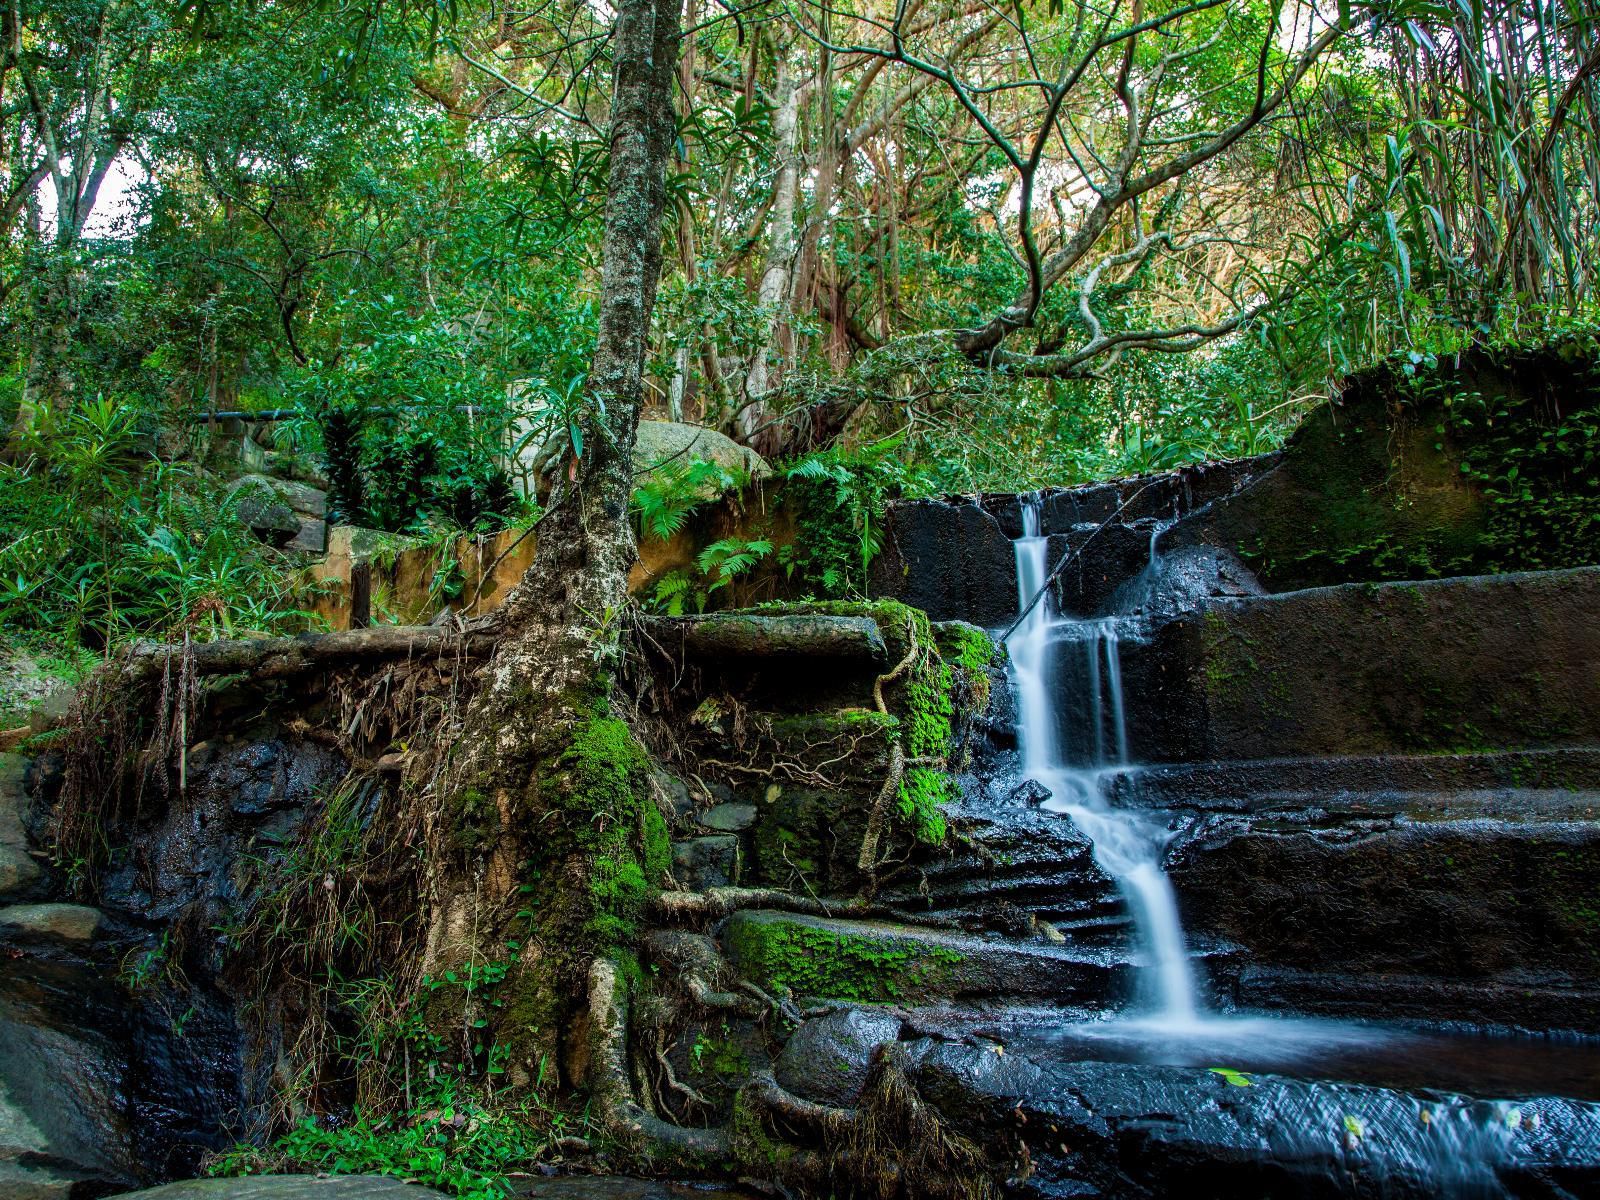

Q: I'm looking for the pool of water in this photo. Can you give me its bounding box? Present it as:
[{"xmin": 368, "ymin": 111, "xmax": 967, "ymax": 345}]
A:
[{"xmin": 997, "ymin": 1012, "xmax": 1600, "ymax": 1102}]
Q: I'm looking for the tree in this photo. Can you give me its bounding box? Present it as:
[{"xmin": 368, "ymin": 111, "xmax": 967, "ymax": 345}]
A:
[
  {"xmin": 415, "ymin": 0, "xmax": 686, "ymax": 1099},
  {"xmin": 4, "ymin": 0, "xmax": 167, "ymax": 421}
]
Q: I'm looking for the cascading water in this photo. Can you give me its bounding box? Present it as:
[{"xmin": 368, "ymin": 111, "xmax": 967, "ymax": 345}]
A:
[{"xmin": 1007, "ymin": 496, "xmax": 1201, "ymax": 1025}]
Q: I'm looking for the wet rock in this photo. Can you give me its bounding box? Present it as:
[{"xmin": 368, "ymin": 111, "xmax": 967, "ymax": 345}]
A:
[
  {"xmin": 0, "ymin": 952, "xmax": 138, "ymax": 1194},
  {"xmin": 868, "ymin": 499, "xmax": 1018, "ymax": 627},
  {"xmin": 1008, "ymin": 779, "xmax": 1052, "ymax": 808},
  {"xmin": 672, "ymin": 835, "xmax": 740, "ymax": 889},
  {"xmin": 114, "ymin": 1178, "xmax": 451, "ymax": 1198},
  {"xmin": 698, "ymin": 803, "xmax": 756, "ymax": 832},
  {"xmin": 1169, "ymin": 814, "xmax": 1600, "ymax": 1026},
  {"xmin": 870, "ymin": 460, "xmax": 1272, "ymax": 626},
  {"xmin": 1143, "ymin": 567, "xmax": 1600, "ymax": 762},
  {"xmin": 0, "ymin": 903, "xmax": 101, "ymax": 941},
  {"xmin": 914, "ymin": 1041, "xmax": 1600, "ymax": 1200},
  {"xmin": 0, "ymin": 754, "xmax": 40, "ymax": 898},
  {"xmin": 775, "ymin": 1008, "xmax": 904, "ymax": 1106}
]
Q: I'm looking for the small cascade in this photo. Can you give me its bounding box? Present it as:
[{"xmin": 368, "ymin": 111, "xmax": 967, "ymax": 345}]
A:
[{"xmin": 1006, "ymin": 496, "xmax": 1201, "ymax": 1025}]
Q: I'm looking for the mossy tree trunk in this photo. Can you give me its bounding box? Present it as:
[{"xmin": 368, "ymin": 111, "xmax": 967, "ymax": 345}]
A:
[{"xmin": 417, "ymin": 0, "xmax": 683, "ymax": 1088}]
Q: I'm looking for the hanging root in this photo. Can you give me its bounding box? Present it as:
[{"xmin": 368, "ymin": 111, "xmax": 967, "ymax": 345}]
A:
[{"xmin": 857, "ymin": 617, "xmax": 922, "ymax": 876}]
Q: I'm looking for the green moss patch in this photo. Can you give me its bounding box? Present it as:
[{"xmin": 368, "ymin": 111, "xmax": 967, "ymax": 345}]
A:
[{"xmin": 725, "ymin": 911, "xmax": 967, "ymax": 1001}]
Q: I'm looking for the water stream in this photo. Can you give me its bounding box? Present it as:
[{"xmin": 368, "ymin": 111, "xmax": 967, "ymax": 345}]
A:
[
  {"xmin": 1000, "ymin": 495, "xmax": 1600, "ymax": 1195},
  {"xmin": 1007, "ymin": 496, "xmax": 1201, "ymax": 1025}
]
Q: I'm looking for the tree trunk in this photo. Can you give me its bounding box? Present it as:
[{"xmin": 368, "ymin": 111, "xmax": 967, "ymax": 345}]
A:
[
  {"xmin": 417, "ymin": 0, "xmax": 683, "ymax": 1087},
  {"xmin": 740, "ymin": 50, "xmax": 800, "ymax": 448}
]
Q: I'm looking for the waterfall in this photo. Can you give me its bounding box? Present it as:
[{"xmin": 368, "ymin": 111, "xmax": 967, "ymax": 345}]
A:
[{"xmin": 1007, "ymin": 496, "xmax": 1201, "ymax": 1026}]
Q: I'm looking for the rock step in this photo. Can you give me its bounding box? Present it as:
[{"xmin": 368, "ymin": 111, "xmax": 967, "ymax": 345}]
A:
[
  {"xmin": 1122, "ymin": 747, "xmax": 1600, "ymax": 815},
  {"xmin": 642, "ymin": 613, "xmax": 889, "ymax": 662},
  {"xmin": 723, "ymin": 909, "xmax": 1133, "ymax": 1005},
  {"xmin": 114, "ymin": 1178, "xmax": 451, "ymax": 1198}
]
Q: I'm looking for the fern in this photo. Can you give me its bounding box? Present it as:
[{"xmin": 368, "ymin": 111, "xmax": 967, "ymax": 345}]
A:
[{"xmin": 631, "ymin": 458, "xmax": 748, "ymax": 543}]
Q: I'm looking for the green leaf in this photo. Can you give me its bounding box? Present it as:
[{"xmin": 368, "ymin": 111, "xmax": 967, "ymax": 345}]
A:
[{"xmin": 1208, "ymin": 1067, "xmax": 1252, "ymax": 1087}]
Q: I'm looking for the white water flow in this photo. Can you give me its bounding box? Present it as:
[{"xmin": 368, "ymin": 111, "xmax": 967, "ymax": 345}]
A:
[{"xmin": 1007, "ymin": 497, "xmax": 1201, "ymax": 1026}]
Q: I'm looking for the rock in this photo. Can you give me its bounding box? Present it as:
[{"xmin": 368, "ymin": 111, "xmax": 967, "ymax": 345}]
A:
[
  {"xmin": 241, "ymin": 435, "xmax": 270, "ymax": 473},
  {"xmin": 672, "ymin": 835, "xmax": 741, "ymax": 889},
  {"xmin": 0, "ymin": 755, "xmax": 39, "ymax": 898},
  {"xmin": 264, "ymin": 476, "xmax": 329, "ymax": 518},
  {"xmin": 0, "ymin": 904, "xmax": 101, "ymax": 941},
  {"xmin": 632, "ymin": 421, "xmax": 771, "ymax": 492},
  {"xmin": 868, "ymin": 499, "xmax": 1018, "ymax": 627},
  {"xmin": 1167, "ymin": 813, "xmax": 1600, "ymax": 1028},
  {"xmin": 228, "ymin": 476, "xmax": 301, "ymax": 548},
  {"xmin": 698, "ymin": 803, "xmax": 756, "ymax": 832},
  {"xmin": 1170, "ymin": 341, "xmax": 1600, "ymax": 591},
  {"xmin": 1143, "ymin": 566, "xmax": 1600, "ymax": 762},
  {"xmin": 0, "ymin": 653, "xmax": 75, "ymax": 733},
  {"xmin": 514, "ymin": 1179, "xmax": 765, "ymax": 1199},
  {"xmin": 112, "ymin": 1178, "xmax": 452, "ymax": 1198},
  {"xmin": 0, "ymin": 955, "xmax": 138, "ymax": 1193},
  {"xmin": 724, "ymin": 909, "xmax": 1130, "ymax": 1004},
  {"xmin": 774, "ymin": 1008, "xmax": 904, "ymax": 1106},
  {"xmin": 913, "ymin": 1041, "xmax": 1600, "ymax": 1200},
  {"xmin": 643, "ymin": 614, "xmax": 888, "ymax": 662},
  {"xmin": 868, "ymin": 460, "xmax": 1269, "ymax": 626},
  {"xmin": 290, "ymin": 516, "xmax": 328, "ymax": 554}
]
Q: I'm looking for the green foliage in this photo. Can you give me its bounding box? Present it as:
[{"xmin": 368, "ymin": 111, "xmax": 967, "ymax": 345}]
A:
[
  {"xmin": 631, "ymin": 458, "xmax": 748, "ymax": 541},
  {"xmin": 0, "ymin": 397, "xmax": 314, "ymax": 646},
  {"xmin": 781, "ymin": 436, "xmax": 924, "ymax": 597},
  {"xmin": 648, "ymin": 537, "xmax": 776, "ymax": 615},
  {"xmin": 213, "ymin": 1093, "xmax": 551, "ymax": 1200}
]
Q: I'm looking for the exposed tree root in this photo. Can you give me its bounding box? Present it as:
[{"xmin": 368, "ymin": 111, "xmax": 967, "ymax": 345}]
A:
[
  {"xmin": 587, "ymin": 956, "xmax": 732, "ymax": 1163},
  {"xmin": 650, "ymin": 886, "xmax": 956, "ymax": 929},
  {"xmin": 124, "ymin": 624, "xmax": 495, "ymax": 681}
]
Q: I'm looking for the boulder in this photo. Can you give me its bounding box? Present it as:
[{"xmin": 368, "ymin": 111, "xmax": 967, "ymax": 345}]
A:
[
  {"xmin": 774, "ymin": 1007, "xmax": 904, "ymax": 1107},
  {"xmin": 0, "ymin": 904, "xmax": 101, "ymax": 942},
  {"xmin": 633, "ymin": 421, "xmax": 771, "ymax": 491},
  {"xmin": 0, "ymin": 755, "xmax": 39, "ymax": 898},
  {"xmin": 227, "ymin": 476, "xmax": 301, "ymax": 548}
]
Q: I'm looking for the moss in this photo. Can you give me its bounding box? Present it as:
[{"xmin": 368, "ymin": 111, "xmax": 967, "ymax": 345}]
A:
[
  {"xmin": 552, "ymin": 708, "xmax": 669, "ymax": 946},
  {"xmin": 447, "ymin": 787, "xmax": 500, "ymax": 852},
  {"xmin": 727, "ymin": 914, "xmax": 966, "ymax": 1001},
  {"xmin": 897, "ymin": 767, "xmax": 952, "ymax": 844},
  {"xmin": 740, "ymin": 599, "xmax": 991, "ymax": 852}
]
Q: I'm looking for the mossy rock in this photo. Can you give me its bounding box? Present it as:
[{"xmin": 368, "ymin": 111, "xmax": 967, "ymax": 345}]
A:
[
  {"xmin": 724, "ymin": 910, "xmax": 1128, "ymax": 1004},
  {"xmin": 1175, "ymin": 334, "xmax": 1600, "ymax": 588}
]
